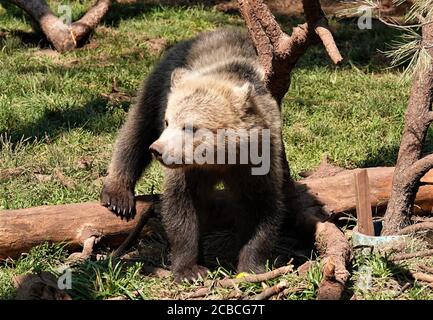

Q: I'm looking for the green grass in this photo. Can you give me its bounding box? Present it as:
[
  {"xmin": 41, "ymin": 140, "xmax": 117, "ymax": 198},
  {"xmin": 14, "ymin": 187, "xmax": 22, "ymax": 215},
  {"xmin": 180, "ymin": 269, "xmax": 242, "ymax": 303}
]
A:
[{"xmin": 1, "ymin": 1, "xmax": 433, "ymax": 299}]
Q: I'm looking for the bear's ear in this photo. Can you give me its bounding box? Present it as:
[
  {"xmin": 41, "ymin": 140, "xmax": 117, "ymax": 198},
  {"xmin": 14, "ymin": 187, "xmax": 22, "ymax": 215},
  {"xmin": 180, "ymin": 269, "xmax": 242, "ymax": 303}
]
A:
[
  {"xmin": 171, "ymin": 68, "xmax": 189, "ymax": 88},
  {"xmin": 233, "ymin": 82, "xmax": 253, "ymax": 106}
]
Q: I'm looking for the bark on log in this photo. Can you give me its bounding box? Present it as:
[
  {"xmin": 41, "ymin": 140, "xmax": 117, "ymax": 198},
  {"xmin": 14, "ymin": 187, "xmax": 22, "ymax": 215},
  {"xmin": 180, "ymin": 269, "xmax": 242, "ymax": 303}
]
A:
[
  {"xmin": 2, "ymin": 166, "xmax": 433, "ymax": 260},
  {"xmin": 298, "ymin": 166, "xmax": 433, "ymax": 216},
  {"xmin": 0, "ymin": 195, "xmax": 157, "ymax": 260}
]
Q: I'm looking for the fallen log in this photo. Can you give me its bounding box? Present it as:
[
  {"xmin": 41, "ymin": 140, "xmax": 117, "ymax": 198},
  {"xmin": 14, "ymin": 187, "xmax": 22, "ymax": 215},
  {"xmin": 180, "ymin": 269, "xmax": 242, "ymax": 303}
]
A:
[
  {"xmin": 297, "ymin": 166, "xmax": 433, "ymax": 215},
  {"xmin": 1, "ymin": 166, "xmax": 433, "ymax": 260},
  {"xmin": 0, "ymin": 195, "xmax": 158, "ymax": 260}
]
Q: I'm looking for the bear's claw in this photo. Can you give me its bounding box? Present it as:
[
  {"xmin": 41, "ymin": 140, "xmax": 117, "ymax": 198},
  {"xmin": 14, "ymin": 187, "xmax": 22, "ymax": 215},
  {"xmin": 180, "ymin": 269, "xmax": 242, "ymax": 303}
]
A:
[
  {"xmin": 173, "ymin": 265, "xmax": 210, "ymax": 283},
  {"xmin": 100, "ymin": 183, "xmax": 136, "ymax": 221}
]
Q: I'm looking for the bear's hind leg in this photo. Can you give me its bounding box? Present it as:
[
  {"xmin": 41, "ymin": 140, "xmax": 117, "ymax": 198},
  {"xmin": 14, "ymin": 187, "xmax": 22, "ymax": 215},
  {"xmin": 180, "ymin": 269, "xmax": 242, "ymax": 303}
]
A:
[
  {"xmin": 161, "ymin": 169, "xmax": 213, "ymax": 282},
  {"xmin": 231, "ymin": 175, "xmax": 285, "ymax": 274}
]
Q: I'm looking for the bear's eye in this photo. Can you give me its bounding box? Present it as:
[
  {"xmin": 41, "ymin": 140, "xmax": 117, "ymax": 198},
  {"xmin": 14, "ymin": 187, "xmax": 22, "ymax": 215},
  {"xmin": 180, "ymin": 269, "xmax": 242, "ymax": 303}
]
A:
[{"xmin": 164, "ymin": 119, "xmax": 168, "ymax": 127}]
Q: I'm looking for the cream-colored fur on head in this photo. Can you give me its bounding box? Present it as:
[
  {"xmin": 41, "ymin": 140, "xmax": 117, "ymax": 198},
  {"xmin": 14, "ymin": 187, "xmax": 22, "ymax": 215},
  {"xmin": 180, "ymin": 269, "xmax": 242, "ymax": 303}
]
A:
[{"xmin": 151, "ymin": 67, "xmax": 281, "ymax": 169}]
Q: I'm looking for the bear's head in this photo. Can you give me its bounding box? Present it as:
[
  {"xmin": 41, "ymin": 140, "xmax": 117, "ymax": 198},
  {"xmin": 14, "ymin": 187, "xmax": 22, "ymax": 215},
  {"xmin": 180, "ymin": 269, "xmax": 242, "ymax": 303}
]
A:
[{"xmin": 149, "ymin": 68, "xmax": 271, "ymax": 172}]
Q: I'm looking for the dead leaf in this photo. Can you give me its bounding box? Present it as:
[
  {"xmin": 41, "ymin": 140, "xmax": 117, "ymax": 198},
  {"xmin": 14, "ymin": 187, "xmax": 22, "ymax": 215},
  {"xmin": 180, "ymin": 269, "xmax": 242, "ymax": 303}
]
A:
[
  {"xmin": 145, "ymin": 37, "xmax": 168, "ymax": 55},
  {"xmin": 78, "ymin": 156, "xmax": 93, "ymax": 170},
  {"xmin": 54, "ymin": 168, "xmax": 76, "ymax": 189},
  {"xmin": 34, "ymin": 173, "xmax": 52, "ymax": 183},
  {"xmin": 0, "ymin": 168, "xmax": 25, "ymax": 181}
]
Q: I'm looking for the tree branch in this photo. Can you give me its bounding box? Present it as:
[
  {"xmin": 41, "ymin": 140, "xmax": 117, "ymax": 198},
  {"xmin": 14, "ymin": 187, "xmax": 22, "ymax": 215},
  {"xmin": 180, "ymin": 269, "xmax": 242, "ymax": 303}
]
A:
[
  {"xmin": 238, "ymin": 0, "xmax": 342, "ymax": 103},
  {"xmin": 397, "ymin": 221, "xmax": 433, "ymax": 235},
  {"xmin": 9, "ymin": 0, "xmax": 111, "ymax": 52},
  {"xmin": 314, "ymin": 23, "xmax": 343, "ymax": 64},
  {"xmin": 402, "ymin": 153, "xmax": 433, "ymax": 187},
  {"xmin": 71, "ymin": 0, "xmax": 111, "ymax": 45}
]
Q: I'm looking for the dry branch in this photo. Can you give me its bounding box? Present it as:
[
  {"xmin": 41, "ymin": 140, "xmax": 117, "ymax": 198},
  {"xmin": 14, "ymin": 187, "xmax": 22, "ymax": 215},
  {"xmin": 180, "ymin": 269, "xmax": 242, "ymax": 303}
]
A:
[
  {"xmin": 238, "ymin": 0, "xmax": 342, "ymax": 103},
  {"xmin": 211, "ymin": 265, "xmax": 294, "ymax": 288},
  {"xmin": 313, "ymin": 221, "xmax": 351, "ymax": 300},
  {"xmin": 411, "ymin": 272, "xmax": 433, "ymax": 284},
  {"xmin": 418, "ymin": 264, "xmax": 433, "ymax": 274},
  {"xmin": 390, "ymin": 249, "xmax": 433, "ymax": 261},
  {"xmin": 397, "ymin": 222, "xmax": 433, "ymax": 235},
  {"xmin": 65, "ymin": 235, "xmax": 99, "ymax": 264},
  {"xmin": 182, "ymin": 287, "xmax": 210, "ymax": 300},
  {"xmin": 9, "ymin": 0, "xmax": 111, "ymax": 52}
]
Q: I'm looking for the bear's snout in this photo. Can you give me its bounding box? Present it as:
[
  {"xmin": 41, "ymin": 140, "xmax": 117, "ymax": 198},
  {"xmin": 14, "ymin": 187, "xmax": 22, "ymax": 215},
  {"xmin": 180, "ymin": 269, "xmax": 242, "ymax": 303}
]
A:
[{"xmin": 149, "ymin": 141, "xmax": 164, "ymax": 161}]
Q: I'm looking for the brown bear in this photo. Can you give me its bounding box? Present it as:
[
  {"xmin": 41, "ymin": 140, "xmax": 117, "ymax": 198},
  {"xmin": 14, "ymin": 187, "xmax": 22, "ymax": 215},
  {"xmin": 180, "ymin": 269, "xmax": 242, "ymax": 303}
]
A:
[{"xmin": 101, "ymin": 28, "xmax": 289, "ymax": 282}]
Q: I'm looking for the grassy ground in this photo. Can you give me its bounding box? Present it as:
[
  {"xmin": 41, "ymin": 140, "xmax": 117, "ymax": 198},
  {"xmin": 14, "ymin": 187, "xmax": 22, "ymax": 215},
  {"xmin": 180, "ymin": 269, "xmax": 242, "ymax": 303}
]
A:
[{"xmin": 1, "ymin": 0, "xmax": 433, "ymax": 299}]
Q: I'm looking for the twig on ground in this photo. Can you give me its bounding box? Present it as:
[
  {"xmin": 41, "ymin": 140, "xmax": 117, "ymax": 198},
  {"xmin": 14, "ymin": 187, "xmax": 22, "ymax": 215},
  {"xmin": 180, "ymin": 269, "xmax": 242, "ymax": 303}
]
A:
[
  {"xmin": 54, "ymin": 168, "xmax": 76, "ymax": 190},
  {"xmin": 210, "ymin": 265, "xmax": 294, "ymax": 288},
  {"xmin": 410, "ymin": 271, "xmax": 433, "ymax": 284},
  {"xmin": 397, "ymin": 222, "xmax": 433, "ymax": 235},
  {"xmin": 182, "ymin": 287, "xmax": 210, "ymax": 300},
  {"xmin": 65, "ymin": 235, "xmax": 99, "ymax": 264},
  {"xmin": 418, "ymin": 264, "xmax": 433, "ymax": 274},
  {"xmin": 390, "ymin": 249, "xmax": 433, "ymax": 261},
  {"xmin": 252, "ymin": 280, "xmax": 289, "ymax": 300},
  {"xmin": 282, "ymin": 285, "xmax": 307, "ymax": 297}
]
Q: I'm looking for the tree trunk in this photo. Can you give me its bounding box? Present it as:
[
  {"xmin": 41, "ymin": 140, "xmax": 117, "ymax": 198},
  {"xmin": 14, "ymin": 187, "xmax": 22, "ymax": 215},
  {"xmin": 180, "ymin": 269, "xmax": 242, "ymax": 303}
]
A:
[{"xmin": 381, "ymin": 21, "xmax": 433, "ymax": 235}]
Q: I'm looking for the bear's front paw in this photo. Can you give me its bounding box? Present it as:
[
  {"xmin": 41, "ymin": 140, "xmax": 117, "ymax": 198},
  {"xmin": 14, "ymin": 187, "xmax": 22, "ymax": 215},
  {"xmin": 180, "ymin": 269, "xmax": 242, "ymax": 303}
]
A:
[
  {"xmin": 173, "ymin": 265, "xmax": 210, "ymax": 283},
  {"xmin": 100, "ymin": 180, "xmax": 135, "ymax": 221}
]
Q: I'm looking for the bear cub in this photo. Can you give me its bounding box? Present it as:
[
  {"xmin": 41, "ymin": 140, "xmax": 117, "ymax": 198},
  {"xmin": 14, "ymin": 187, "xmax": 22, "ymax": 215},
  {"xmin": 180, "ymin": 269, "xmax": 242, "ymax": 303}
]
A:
[{"xmin": 101, "ymin": 28, "xmax": 288, "ymax": 282}]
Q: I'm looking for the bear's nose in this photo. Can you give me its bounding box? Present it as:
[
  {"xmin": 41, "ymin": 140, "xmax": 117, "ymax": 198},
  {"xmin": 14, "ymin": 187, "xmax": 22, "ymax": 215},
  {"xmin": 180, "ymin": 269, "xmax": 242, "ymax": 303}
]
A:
[{"xmin": 149, "ymin": 142, "xmax": 163, "ymax": 160}]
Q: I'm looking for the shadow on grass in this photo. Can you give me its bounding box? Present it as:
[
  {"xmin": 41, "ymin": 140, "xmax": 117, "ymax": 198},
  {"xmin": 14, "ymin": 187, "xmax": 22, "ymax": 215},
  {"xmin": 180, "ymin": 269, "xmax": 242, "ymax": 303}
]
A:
[
  {"xmin": 99, "ymin": 5, "xmax": 411, "ymax": 71},
  {"xmin": 2, "ymin": 0, "xmax": 405, "ymax": 69},
  {"xmin": 5, "ymin": 97, "xmax": 131, "ymax": 144},
  {"xmin": 342, "ymin": 249, "xmax": 416, "ymax": 300},
  {"xmin": 0, "ymin": 29, "xmax": 50, "ymax": 49},
  {"xmin": 354, "ymin": 127, "xmax": 433, "ymax": 169}
]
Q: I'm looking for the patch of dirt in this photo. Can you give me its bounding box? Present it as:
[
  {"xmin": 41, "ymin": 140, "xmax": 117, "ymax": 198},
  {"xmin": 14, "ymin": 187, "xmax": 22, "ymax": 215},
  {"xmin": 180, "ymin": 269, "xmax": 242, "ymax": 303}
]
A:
[
  {"xmin": 145, "ymin": 37, "xmax": 168, "ymax": 55},
  {"xmin": 300, "ymin": 154, "xmax": 346, "ymax": 180},
  {"xmin": 31, "ymin": 48, "xmax": 60, "ymax": 58},
  {"xmin": 101, "ymin": 79, "xmax": 133, "ymax": 104}
]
